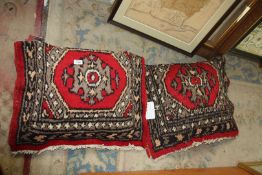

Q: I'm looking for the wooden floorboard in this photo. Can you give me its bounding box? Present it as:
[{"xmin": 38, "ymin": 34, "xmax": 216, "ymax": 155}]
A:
[{"xmin": 81, "ymin": 167, "xmax": 251, "ymax": 175}]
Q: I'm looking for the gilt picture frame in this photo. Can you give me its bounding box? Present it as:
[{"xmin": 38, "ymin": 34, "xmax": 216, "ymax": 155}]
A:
[
  {"xmin": 238, "ymin": 161, "xmax": 262, "ymax": 175},
  {"xmin": 108, "ymin": 0, "xmax": 237, "ymax": 55}
]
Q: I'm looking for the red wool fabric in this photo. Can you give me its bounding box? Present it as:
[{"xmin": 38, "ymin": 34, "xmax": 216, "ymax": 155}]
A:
[
  {"xmin": 8, "ymin": 38, "xmax": 238, "ymax": 158},
  {"xmin": 9, "ymin": 40, "xmax": 147, "ymax": 153},
  {"xmin": 144, "ymin": 59, "xmax": 239, "ymax": 159}
]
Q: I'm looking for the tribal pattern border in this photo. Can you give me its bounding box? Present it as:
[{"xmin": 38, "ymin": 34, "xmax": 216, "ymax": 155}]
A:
[
  {"xmin": 10, "ymin": 40, "xmax": 146, "ymax": 149},
  {"xmin": 145, "ymin": 59, "xmax": 238, "ymax": 158}
]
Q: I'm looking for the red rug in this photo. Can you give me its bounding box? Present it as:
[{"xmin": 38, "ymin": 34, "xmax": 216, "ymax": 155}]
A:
[
  {"xmin": 144, "ymin": 58, "xmax": 239, "ymax": 159},
  {"xmin": 9, "ymin": 40, "xmax": 147, "ymax": 153},
  {"xmin": 8, "ymin": 39, "xmax": 238, "ymax": 158}
]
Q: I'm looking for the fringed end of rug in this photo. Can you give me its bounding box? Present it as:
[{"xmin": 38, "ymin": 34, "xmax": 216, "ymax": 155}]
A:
[
  {"xmin": 146, "ymin": 130, "xmax": 239, "ymax": 160},
  {"xmin": 11, "ymin": 143, "xmax": 144, "ymax": 155}
]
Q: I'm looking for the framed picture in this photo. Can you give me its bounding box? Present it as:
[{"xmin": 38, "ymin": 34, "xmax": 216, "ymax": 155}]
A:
[
  {"xmin": 232, "ymin": 21, "xmax": 262, "ymax": 59},
  {"xmin": 238, "ymin": 161, "xmax": 262, "ymax": 175},
  {"xmin": 108, "ymin": 0, "xmax": 237, "ymax": 55}
]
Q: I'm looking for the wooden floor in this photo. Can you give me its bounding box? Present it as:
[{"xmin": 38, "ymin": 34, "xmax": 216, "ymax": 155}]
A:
[{"xmin": 81, "ymin": 167, "xmax": 251, "ymax": 175}]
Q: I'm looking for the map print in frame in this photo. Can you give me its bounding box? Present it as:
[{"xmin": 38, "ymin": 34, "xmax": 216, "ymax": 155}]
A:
[{"xmin": 109, "ymin": 0, "xmax": 236, "ymax": 54}]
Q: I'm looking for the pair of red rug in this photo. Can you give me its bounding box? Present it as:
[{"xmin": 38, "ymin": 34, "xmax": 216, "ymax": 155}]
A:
[{"xmin": 9, "ymin": 39, "xmax": 238, "ymax": 159}]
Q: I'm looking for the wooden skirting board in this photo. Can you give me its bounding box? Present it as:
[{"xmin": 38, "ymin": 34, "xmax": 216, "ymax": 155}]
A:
[{"xmin": 81, "ymin": 167, "xmax": 252, "ymax": 175}]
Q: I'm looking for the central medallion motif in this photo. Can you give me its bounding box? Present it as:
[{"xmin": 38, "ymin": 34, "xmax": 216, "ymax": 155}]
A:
[
  {"xmin": 66, "ymin": 54, "xmax": 114, "ymax": 105},
  {"xmin": 85, "ymin": 69, "xmax": 101, "ymax": 87},
  {"xmin": 164, "ymin": 63, "xmax": 219, "ymax": 110},
  {"xmin": 53, "ymin": 50, "xmax": 127, "ymax": 109}
]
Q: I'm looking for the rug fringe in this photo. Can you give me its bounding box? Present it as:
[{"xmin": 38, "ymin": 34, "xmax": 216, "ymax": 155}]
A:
[
  {"xmin": 152, "ymin": 135, "xmax": 238, "ymax": 160},
  {"xmin": 11, "ymin": 144, "xmax": 144, "ymax": 155}
]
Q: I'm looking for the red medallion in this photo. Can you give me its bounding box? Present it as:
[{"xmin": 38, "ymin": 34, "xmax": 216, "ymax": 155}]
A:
[
  {"xmin": 53, "ymin": 50, "xmax": 127, "ymax": 109},
  {"xmin": 164, "ymin": 63, "xmax": 219, "ymax": 110}
]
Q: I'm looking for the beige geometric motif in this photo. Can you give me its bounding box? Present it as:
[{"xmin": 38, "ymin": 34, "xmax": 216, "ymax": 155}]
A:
[
  {"xmin": 175, "ymin": 134, "xmax": 184, "ymax": 141},
  {"xmin": 155, "ymin": 139, "xmax": 161, "ymax": 147},
  {"xmin": 33, "ymin": 135, "xmax": 46, "ymax": 142},
  {"xmin": 172, "ymin": 66, "xmax": 211, "ymax": 106},
  {"xmin": 196, "ymin": 128, "xmax": 202, "ymax": 134},
  {"xmin": 63, "ymin": 54, "xmax": 116, "ymax": 105}
]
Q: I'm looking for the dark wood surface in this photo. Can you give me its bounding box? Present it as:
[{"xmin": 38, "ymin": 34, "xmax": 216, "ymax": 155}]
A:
[
  {"xmin": 81, "ymin": 167, "xmax": 252, "ymax": 175},
  {"xmin": 196, "ymin": 0, "xmax": 262, "ymax": 58},
  {"xmin": 217, "ymin": 0, "xmax": 262, "ymax": 54}
]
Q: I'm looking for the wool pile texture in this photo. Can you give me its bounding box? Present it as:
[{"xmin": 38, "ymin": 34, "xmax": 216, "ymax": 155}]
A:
[
  {"xmin": 144, "ymin": 59, "xmax": 239, "ymax": 158},
  {"xmin": 9, "ymin": 39, "xmax": 238, "ymax": 158},
  {"xmin": 9, "ymin": 39, "xmax": 147, "ymax": 153}
]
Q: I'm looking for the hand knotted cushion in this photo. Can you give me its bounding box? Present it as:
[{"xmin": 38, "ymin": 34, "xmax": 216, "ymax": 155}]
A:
[
  {"xmin": 144, "ymin": 58, "xmax": 239, "ymax": 159},
  {"xmin": 9, "ymin": 40, "xmax": 147, "ymax": 153}
]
